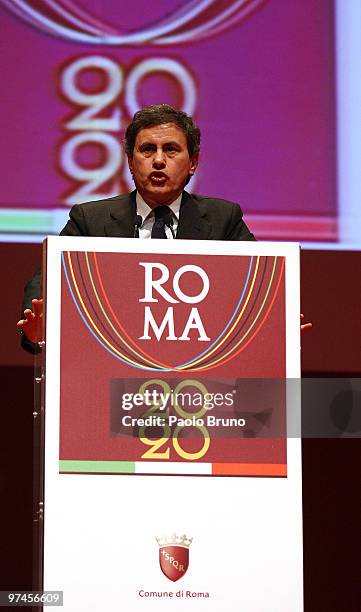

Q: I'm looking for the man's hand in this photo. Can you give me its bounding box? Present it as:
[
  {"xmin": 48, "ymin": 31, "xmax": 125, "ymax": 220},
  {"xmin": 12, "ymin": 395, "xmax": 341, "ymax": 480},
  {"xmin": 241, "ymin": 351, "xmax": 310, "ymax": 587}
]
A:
[
  {"xmin": 300, "ymin": 313, "xmax": 312, "ymax": 333},
  {"xmin": 17, "ymin": 298, "xmax": 44, "ymax": 343}
]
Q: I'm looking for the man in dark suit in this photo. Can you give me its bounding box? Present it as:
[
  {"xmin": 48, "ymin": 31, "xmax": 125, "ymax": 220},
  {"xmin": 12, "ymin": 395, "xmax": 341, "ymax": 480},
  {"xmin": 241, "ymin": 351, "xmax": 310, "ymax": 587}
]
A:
[{"xmin": 18, "ymin": 104, "xmax": 255, "ymax": 350}]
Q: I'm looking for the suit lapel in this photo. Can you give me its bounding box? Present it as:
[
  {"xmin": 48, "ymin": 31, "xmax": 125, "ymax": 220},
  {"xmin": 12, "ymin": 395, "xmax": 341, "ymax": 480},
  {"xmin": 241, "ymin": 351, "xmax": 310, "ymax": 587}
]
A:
[
  {"xmin": 176, "ymin": 192, "xmax": 212, "ymax": 240},
  {"xmin": 104, "ymin": 192, "xmax": 137, "ymax": 237},
  {"xmin": 103, "ymin": 191, "xmax": 212, "ymax": 239}
]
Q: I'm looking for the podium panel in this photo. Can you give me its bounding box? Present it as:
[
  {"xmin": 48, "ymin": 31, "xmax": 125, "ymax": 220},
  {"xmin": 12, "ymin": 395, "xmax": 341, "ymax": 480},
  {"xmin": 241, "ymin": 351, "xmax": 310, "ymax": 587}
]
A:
[{"xmin": 40, "ymin": 237, "xmax": 303, "ymax": 611}]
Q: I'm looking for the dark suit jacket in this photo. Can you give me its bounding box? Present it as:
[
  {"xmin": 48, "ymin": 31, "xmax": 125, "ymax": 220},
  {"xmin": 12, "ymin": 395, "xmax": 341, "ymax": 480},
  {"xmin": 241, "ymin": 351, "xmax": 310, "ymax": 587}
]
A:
[
  {"xmin": 59, "ymin": 190, "xmax": 254, "ymax": 240},
  {"xmin": 21, "ymin": 190, "xmax": 255, "ymax": 351}
]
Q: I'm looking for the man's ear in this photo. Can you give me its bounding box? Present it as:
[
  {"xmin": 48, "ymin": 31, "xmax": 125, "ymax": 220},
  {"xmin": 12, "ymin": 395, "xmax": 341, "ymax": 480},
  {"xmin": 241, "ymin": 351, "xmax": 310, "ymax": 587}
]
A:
[
  {"xmin": 189, "ymin": 153, "xmax": 199, "ymax": 176},
  {"xmin": 127, "ymin": 153, "xmax": 133, "ymax": 175}
]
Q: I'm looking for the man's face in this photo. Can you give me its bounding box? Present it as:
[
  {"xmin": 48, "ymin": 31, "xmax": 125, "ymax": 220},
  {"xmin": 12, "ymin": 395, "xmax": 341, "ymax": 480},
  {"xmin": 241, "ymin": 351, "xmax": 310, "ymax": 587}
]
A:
[{"xmin": 127, "ymin": 122, "xmax": 198, "ymax": 208}]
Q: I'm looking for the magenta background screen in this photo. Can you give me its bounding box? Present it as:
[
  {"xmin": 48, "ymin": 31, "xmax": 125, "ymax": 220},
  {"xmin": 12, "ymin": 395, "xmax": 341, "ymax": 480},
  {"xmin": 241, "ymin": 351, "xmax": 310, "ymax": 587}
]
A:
[{"xmin": 0, "ymin": 1, "xmax": 336, "ymax": 241}]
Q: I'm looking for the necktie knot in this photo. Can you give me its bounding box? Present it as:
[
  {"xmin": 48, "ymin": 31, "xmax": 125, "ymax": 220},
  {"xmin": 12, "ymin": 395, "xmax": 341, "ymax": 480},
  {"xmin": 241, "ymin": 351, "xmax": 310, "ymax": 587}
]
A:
[
  {"xmin": 154, "ymin": 206, "xmax": 170, "ymax": 220},
  {"xmin": 151, "ymin": 206, "xmax": 171, "ymax": 238}
]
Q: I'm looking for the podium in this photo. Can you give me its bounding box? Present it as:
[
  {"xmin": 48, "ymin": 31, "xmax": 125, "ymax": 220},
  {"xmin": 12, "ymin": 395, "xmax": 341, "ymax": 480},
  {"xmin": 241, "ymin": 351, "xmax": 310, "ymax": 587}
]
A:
[{"xmin": 34, "ymin": 237, "xmax": 303, "ymax": 610}]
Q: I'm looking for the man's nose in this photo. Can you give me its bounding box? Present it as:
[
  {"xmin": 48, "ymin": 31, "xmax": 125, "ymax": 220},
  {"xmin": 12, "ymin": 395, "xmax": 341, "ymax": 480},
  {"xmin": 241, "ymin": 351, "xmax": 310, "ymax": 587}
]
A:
[{"xmin": 152, "ymin": 148, "xmax": 166, "ymax": 167}]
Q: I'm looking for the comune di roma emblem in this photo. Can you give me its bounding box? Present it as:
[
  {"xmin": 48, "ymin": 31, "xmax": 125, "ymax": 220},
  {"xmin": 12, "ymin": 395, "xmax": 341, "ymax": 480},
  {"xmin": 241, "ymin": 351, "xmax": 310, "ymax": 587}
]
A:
[{"xmin": 156, "ymin": 533, "xmax": 192, "ymax": 582}]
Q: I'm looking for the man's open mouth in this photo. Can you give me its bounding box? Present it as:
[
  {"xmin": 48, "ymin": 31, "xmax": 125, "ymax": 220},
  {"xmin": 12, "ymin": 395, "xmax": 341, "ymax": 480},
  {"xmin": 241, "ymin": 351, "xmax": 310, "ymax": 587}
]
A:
[{"xmin": 149, "ymin": 172, "xmax": 168, "ymax": 183}]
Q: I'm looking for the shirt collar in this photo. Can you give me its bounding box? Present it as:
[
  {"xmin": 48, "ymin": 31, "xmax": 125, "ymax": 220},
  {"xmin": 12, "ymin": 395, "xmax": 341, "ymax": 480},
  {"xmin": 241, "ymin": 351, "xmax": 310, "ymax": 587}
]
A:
[{"xmin": 135, "ymin": 191, "xmax": 182, "ymax": 224}]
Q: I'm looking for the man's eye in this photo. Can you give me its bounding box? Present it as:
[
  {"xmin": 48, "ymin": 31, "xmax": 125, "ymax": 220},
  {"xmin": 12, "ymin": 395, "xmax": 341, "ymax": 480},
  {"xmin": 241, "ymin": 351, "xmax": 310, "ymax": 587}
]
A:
[{"xmin": 165, "ymin": 145, "xmax": 177, "ymax": 153}]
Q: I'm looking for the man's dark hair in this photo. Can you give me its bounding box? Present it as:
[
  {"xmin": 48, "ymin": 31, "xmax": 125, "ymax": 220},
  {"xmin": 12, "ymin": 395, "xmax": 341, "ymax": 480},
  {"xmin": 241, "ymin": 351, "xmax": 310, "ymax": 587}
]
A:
[{"xmin": 125, "ymin": 104, "xmax": 200, "ymax": 157}]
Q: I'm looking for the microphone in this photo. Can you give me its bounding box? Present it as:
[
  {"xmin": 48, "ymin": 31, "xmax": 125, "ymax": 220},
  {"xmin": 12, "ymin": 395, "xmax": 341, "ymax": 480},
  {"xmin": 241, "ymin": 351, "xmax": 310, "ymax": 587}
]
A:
[
  {"xmin": 133, "ymin": 214, "xmax": 143, "ymax": 238},
  {"xmin": 163, "ymin": 209, "xmax": 176, "ymax": 239}
]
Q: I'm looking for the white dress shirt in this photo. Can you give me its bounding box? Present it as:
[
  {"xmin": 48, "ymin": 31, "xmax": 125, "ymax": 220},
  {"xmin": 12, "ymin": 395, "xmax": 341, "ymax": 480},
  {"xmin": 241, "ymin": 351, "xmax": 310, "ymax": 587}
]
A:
[{"xmin": 136, "ymin": 191, "xmax": 182, "ymax": 239}]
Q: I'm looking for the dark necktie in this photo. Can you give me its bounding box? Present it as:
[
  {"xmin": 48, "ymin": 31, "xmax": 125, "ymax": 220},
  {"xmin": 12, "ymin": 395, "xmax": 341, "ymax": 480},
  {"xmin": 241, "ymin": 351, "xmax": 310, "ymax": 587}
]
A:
[{"xmin": 151, "ymin": 206, "xmax": 170, "ymax": 239}]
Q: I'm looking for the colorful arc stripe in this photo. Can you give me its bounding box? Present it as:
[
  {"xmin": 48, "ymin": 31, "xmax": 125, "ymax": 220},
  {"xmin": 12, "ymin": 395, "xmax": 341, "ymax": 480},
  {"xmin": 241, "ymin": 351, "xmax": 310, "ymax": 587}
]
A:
[{"xmin": 62, "ymin": 252, "xmax": 284, "ymax": 372}]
